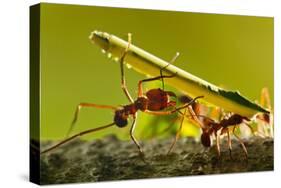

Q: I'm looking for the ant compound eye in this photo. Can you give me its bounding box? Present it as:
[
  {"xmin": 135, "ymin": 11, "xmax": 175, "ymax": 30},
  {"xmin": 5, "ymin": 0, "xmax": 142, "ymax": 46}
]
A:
[
  {"xmin": 114, "ymin": 110, "xmax": 128, "ymax": 128},
  {"xmin": 201, "ymin": 132, "xmax": 211, "ymax": 147}
]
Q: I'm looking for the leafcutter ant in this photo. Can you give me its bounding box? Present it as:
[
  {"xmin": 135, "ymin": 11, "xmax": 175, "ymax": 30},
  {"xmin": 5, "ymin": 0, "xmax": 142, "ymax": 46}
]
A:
[
  {"xmin": 41, "ymin": 33, "xmax": 203, "ymax": 158},
  {"xmin": 199, "ymin": 113, "xmax": 252, "ymax": 159},
  {"xmin": 179, "ymin": 95, "xmax": 271, "ymax": 159}
]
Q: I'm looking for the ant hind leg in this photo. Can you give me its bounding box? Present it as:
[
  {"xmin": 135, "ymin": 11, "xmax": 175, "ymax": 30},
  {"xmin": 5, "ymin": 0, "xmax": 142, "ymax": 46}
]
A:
[
  {"xmin": 233, "ymin": 125, "xmax": 248, "ymax": 159},
  {"xmin": 227, "ymin": 129, "xmax": 233, "ymax": 160},
  {"xmin": 120, "ymin": 33, "xmax": 134, "ymax": 103},
  {"xmin": 160, "ymin": 52, "xmax": 180, "ymax": 90},
  {"xmin": 129, "ymin": 114, "xmax": 145, "ymax": 160}
]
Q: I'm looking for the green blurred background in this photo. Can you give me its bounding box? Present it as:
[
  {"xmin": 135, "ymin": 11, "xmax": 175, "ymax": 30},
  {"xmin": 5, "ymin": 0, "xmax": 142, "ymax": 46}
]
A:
[{"xmin": 38, "ymin": 3, "xmax": 273, "ymax": 141}]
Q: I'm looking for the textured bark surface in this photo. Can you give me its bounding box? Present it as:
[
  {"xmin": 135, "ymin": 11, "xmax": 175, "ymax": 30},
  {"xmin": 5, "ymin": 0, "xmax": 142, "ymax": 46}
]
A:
[{"xmin": 39, "ymin": 136, "xmax": 273, "ymax": 185}]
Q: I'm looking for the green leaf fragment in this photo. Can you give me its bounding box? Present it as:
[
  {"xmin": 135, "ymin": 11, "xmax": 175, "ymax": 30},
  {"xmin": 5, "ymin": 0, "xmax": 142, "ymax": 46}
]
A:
[{"xmin": 89, "ymin": 31, "xmax": 269, "ymax": 117}]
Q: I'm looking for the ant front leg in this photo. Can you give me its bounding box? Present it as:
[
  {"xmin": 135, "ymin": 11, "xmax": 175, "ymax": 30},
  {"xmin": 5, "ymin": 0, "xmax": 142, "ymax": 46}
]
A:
[
  {"xmin": 66, "ymin": 103, "xmax": 117, "ymax": 137},
  {"xmin": 227, "ymin": 129, "xmax": 233, "ymax": 160},
  {"xmin": 137, "ymin": 75, "xmax": 176, "ymax": 97},
  {"xmin": 119, "ymin": 33, "xmax": 134, "ymax": 103},
  {"xmin": 137, "ymin": 52, "xmax": 179, "ymax": 97},
  {"xmin": 215, "ymin": 132, "xmax": 221, "ymax": 159},
  {"xmin": 129, "ymin": 114, "xmax": 144, "ymax": 158},
  {"xmin": 41, "ymin": 122, "xmax": 115, "ymax": 155},
  {"xmin": 221, "ymin": 127, "xmax": 233, "ymax": 160},
  {"xmin": 160, "ymin": 52, "xmax": 180, "ymax": 90},
  {"xmin": 233, "ymin": 125, "xmax": 248, "ymax": 159}
]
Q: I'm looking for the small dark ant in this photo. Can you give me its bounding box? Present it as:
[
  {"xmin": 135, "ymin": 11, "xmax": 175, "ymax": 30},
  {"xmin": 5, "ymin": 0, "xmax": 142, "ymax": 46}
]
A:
[
  {"xmin": 179, "ymin": 95, "xmax": 267, "ymax": 159},
  {"xmin": 199, "ymin": 114, "xmax": 252, "ymax": 159},
  {"xmin": 41, "ymin": 33, "xmax": 203, "ymax": 157}
]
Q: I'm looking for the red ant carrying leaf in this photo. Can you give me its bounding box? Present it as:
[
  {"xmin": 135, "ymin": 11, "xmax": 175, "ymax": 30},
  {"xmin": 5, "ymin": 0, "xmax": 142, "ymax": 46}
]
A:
[{"xmin": 40, "ymin": 34, "xmax": 203, "ymax": 158}]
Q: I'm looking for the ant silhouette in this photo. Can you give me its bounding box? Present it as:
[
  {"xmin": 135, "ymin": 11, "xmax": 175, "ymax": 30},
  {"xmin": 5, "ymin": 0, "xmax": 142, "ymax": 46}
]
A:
[{"xmin": 41, "ymin": 33, "xmax": 203, "ymax": 157}]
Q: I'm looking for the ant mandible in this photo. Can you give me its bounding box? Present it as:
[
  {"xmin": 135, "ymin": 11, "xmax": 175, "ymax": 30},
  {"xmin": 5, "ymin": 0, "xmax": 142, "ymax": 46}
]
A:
[{"xmin": 41, "ymin": 33, "xmax": 203, "ymax": 156}]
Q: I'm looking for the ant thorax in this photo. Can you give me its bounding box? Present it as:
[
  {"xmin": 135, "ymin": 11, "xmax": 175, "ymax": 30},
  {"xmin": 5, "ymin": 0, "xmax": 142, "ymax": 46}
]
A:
[
  {"xmin": 145, "ymin": 88, "xmax": 176, "ymax": 111},
  {"xmin": 134, "ymin": 97, "xmax": 148, "ymax": 111}
]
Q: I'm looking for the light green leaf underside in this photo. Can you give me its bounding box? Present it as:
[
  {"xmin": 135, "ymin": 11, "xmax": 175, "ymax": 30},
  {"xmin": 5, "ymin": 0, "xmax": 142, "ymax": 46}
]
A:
[{"xmin": 89, "ymin": 31, "xmax": 269, "ymax": 117}]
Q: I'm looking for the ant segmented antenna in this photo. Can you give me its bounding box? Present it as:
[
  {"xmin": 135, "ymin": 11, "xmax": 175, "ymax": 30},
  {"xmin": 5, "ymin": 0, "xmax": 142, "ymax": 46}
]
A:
[
  {"xmin": 41, "ymin": 122, "xmax": 115, "ymax": 155},
  {"xmin": 65, "ymin": 104, "xmax": 117, "ymax": 138}
]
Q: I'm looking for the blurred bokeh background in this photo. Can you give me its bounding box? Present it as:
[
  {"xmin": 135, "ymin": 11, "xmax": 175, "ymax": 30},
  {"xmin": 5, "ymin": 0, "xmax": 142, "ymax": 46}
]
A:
[{"xmin": 36, "ymin": 3, "xmax": 273, "ymax": 141}]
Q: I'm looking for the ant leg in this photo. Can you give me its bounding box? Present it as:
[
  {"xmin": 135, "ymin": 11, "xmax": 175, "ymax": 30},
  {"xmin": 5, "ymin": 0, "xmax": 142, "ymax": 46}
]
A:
[
  {"xmin": 227, "ymin": 129, "xmax": 233, "ymax": 160},
  {"xmin": 157, "ymin": 115, "xmax": 180, "ymax": 136},
  {"xmin": 244, "ymin": 122, "xmax": 265, "ymax": 138},
  {"xmin": 160, "ymin": 52, "xmax": 180, "ymax": 90},
  {"xmin": 120, "ymin": 33, "xmax": 134, "ymax": 103},
  {"xmin": 221, "ymin": 127, "xmax": 232, "ymax": 159},
  {"xmin": 144, "ymin": 96, "xmax": 204, "ymax": 115},
  {"xmin": 130, "ymin": 114, "xmax": 144, "ymax": 157},
  {"xmin": 41, "ymin": 122, "xmax": 115, "ymax": 155},
  {"xmin": 187, "ymin": 105, "xmax": 205, "ymax": 129},
  {"xmin": 167, "ymin": 108, "xmax": 187, "ymax": 155},
  {"xmin": 178, "ymin": 95, "xmax": 205, "ymax": 129},
  {"xmin": 215, "ymin": 133, "xmax": 221, "ymax": 158},
  {"xmin": 66, "ymin": 103, "xmax": 117, "ymax": 137},
  {"xmin": 138, "ymin": 75, "xmax": 176, "ymax": 97},
  {"xmin": 233, "ymin": 125, "xmax": 248, "ymax": 159}
]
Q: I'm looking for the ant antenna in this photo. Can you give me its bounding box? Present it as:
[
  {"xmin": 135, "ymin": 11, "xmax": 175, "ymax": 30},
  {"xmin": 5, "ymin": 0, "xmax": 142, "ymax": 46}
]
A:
[
  {"xmin": 161, "ymin": 52, "xmax": 180, "ymax": 90},
  {"xmin": 41, "ymin": 122, "xmax": 115, "ymax": 155}
]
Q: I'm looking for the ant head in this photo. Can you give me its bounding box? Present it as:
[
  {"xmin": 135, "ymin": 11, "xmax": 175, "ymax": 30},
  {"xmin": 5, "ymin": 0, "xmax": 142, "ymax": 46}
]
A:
[
  {"xmin": 201, "ymin": 131, "xmax": 211, "ymax": 147},
  {"xmin": 114, "ymin": 109, "xmax": 128, "ymax": 128},
  {"xmin": 135, "ymin": 97, "xmax": 148, "ymax": 111}
]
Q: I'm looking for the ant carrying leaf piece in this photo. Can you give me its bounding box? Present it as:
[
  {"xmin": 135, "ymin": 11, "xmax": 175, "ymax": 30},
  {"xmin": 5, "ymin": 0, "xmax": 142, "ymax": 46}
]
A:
[
  {"xmin": 41, "ymin": 34, "xmax": 203, "ymax": 157},
  {"xmin": 90, "ymin": 31, "xmax": 269, "ymax": 117}
]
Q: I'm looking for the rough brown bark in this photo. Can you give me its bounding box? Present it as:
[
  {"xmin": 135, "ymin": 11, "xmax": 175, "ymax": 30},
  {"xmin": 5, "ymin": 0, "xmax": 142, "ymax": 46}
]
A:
[{"xmin": 39, "ymin": 136, "xmax": 273, "ymax": 185}]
